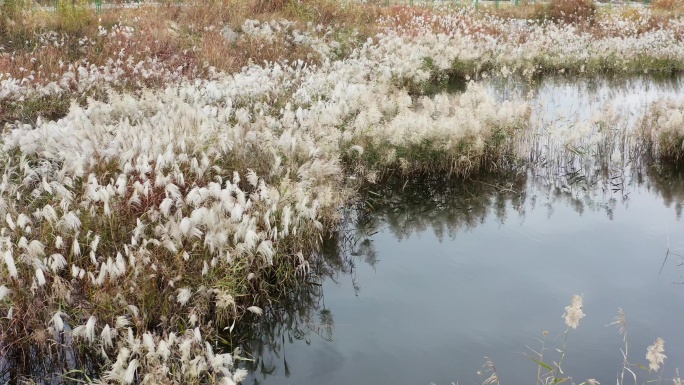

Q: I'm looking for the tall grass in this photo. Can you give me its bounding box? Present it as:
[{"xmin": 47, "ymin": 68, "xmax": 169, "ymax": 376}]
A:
[
  {"xmin": 539, "ymin": 0, "xmax": 597, "ymax": 25},
  {"xmin": 638, "ymin": 98, "xmax": 684, "ymax": 163}
]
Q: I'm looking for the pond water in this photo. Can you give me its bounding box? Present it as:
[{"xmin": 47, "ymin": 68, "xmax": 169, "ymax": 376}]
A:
[{"xmin": 243, "ymin": 76, "xmax": 684, "ymax": 385}]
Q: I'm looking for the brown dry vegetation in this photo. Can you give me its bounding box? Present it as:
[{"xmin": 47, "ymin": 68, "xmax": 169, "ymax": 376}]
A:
[
  {"xmin": 0, "ymin": 0, "xmax": 384, "ymax": 79},
  {"xmin": 3, "ymin": 0, "xmax": 684, "ymax": 127},
  {"xmin": 651, "ymin": 0, "xmax": 684, "ymax": 12},
  {"xmin": 3, "ymin": 0, "xmax": 684, "ymax": 88},
  {"xmin": 541, "ymin": 0, "xmax": 597, "ymax": 24},
  {"xmin": 0, "ymin": 0, "xmax": 387, "ymax": 125}
]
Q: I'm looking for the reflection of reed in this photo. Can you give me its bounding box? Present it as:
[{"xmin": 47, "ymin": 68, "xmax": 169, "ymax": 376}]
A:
[
  {"xmin": 237, "ymin": 279, "xmax": 329, "ymax": 381},
  {"xmin": 1, "ymin": 327, "xmax": 99, "ymax": 384},
  {"xmin": 355, "ymin": 173, "xmax": 527, "ymax": 241},
  {"xmin": 238, "ymin": 226, "xmax": 377, "ymax": 382},
  {"xmin": 646, "ymin": 166, "xmax": 684, "ymax": 220}
]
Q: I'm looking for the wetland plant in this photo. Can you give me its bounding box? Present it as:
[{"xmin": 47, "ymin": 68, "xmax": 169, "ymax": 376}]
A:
[
  {"xmin": 639, "ymin": 97, "xmax": 684, "ymax": 163},
  {"xmin": 0, "ymin": 55, "xmax": 529, "ymax": 383},
  {"xmin": 507, "ymin": 296, "xmax": 673, "ymax": 385},
  {"xmin": 2, "ymin": 1, "xmax": 684, "ymax": 383}
]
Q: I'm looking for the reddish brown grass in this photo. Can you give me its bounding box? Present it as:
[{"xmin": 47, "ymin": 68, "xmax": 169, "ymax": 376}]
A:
[
  {"xmin": 651, "ymin": 0, "xmax": 678, "ymax": 11},
  {"xmin": 543, "ymin": 0, "xmax": 597, "ymax": 25}
]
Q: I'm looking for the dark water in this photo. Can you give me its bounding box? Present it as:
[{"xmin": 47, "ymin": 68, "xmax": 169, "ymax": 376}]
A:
[{"xmin": 243, "ymin": 77, "xmax": 684, "ymax": 385}]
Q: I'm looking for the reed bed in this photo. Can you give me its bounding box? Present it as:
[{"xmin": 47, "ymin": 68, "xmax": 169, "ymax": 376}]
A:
[
  {"xmin": 2, "ymin": 0, "xmax": 684, "ymax": 382},
  {"xmin": 3, "ymin": 2, "xmax": 684, "ymax": 124},
  {"xmin": 0, "ymin": 30, "xmax": 529, "ymax": 385}
]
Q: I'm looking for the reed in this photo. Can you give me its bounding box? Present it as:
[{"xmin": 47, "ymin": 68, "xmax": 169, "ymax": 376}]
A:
[
  {"xmin": 517, "ymin": 296, "xmax": 673, "ymax": 385},
  {"xmin": 638, "ymin": 97, "xmax": 684, "ymax": 163}
]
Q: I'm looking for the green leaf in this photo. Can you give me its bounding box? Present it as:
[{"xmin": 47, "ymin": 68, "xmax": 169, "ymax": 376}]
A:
[{"xmin": 526, "ymin": 354, "xmax": 553, "ymax": 371}]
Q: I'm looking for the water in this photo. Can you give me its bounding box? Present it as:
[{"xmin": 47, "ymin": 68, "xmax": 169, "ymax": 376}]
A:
[{"xmin": 243, "ymin": 76, "xmax": 684, "ymax": 385}]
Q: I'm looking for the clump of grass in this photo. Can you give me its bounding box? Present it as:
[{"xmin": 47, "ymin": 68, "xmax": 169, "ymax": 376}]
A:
[
  {"xmin": 249, "ymin": 0, "xmax": 290, "ymax": 14},
  {"xmin": 638, "ymin": 98, "xmax": 684, "ymax": 163},
  {"xmin": 538, "ymin": 0, "xmax": 597, "ymax": 25},
  {"xmin": 0, "ymin": 95, "xmax": 71, "ymax": 126},
  {"xmin": 340, "ymin": 84, "xmax": 530, "ymax": 180}
]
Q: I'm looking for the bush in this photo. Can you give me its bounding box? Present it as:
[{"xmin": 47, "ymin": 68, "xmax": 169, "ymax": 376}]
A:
[{"xmin": 544, "ymin": 0, "xmax": 596, "ymax": 24}]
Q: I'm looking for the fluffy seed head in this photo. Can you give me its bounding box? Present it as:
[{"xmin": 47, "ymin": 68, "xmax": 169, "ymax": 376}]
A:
[
  {"xmin": 646, "ymin": 338, "xmax": 666, "ymax": 371},
  {"xmin": 563, "ymin": 294, "xmax": 585, "ymax": 329}
]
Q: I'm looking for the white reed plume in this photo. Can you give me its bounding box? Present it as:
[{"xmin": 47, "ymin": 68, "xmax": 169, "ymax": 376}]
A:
[
  {"xmin": 73, "ymin": 315, "xmax": 97, "ymax": 342},
  {"xmin": 16, "ymin": 214, "xmax": 31, "ymax": 229},
  {"xmin": 177, "ymin": 288, "xmax": 192, "ymax": 306},
  {"xmin": 247, "ymin": 306, "xmax": 263, "ymax": 316},
  {"xmin": 115, "ymin": 315, "xmax": 130, "ymax": 329},
  {"xmin": 50, "ymin": 311, "xmax": 65, "ymax": 332},
  {"xmin": 57, "ymin": 211, "xmax": 81, "ymax": 233},
  {"xmin": 72, "ymin": 237, "xmax": 81, "ymax": 257},
  {"xmin": 3, "ymin": 249, "xmax": 17, "ymax": 279},
  {"xmin": 142, "ymin": 332, "xmax": 156, "ymax": 357},
  {"xmin": 123, "ymin": 359, "xmax": 139, "ymax": 384},
  {"xmin": 233, "ymin": 368, "xmax": 248, "ymax": 383},
  {"xmin": 563, "ymin": 294, "xmax": 585, "ymax": 329},
  {"xmin": 35, "ymin": 268, "xmax": 46, "ymax": 286},
  {"xmin": 646, "ymin": 338, "xmax": 666, "ymax": 372},
  {"xmin": 0, "ymin": 285, "xmax": 10, "ymax": 301},
  {"xmin": 5, "ymin": 213, "xmax": 15, "ymax": 231}
]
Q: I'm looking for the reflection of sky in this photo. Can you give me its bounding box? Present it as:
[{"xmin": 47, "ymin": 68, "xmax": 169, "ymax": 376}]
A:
[
  {"xmin": 491, "ymin": 77, "xmax": 684, "ymax": 165},
  {"xmin": 490, "ymin": 76, "xmax": 684, "ymax": 127},
  {"xmin": 248, "ymin": 78, "xmax": 684, "ymax": 385}
]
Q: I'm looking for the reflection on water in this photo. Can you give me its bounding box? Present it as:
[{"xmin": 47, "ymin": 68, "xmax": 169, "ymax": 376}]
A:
[
  {"xmin": 357, "ymin": 173, "xmax": 527, "ymax": 242},
  {"xmin": 243, "ymin": 76, "xmax": 684, "ymax": 385},
  {"xmin": 245, "ymin": 166, "xmax": 684, "ymax": 385},
  {"xmin": 0, "ymin": 322, "xmax": 97, "ymax": 384},
  {"xmin": 238, "ymin": 216, "xmax": 380, "ymax": 382}
]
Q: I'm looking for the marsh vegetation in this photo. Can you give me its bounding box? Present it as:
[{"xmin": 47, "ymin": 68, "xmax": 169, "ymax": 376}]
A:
[{"xmin": 3, "ymin": 0, "xmax": 684, "ymax": 383}]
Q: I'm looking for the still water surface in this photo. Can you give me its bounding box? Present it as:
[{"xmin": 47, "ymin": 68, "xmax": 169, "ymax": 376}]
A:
[{"xmin": 245, "ymin": 77, "xmax": 684, "ymax": 385}]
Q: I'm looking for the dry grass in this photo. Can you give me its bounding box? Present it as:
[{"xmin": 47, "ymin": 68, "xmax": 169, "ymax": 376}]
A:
[
  {"xmin": 481, "ymin": 0, "xmax": 597, "ymax": 24},
  {"xmin": 0, "ymin": 0, "xmax": 389, "ymax": 124},
  {"xmin": 651, "ymin": 0, "xmax": 684, "ymax": 12},
  {"xmin": 0, "ymin": 0, "xmax": 385, "ymax": 72},
  {"xmin": 541, "ymin": 0, "xmax": 597, "ymax": 25},
  {"xmin": 485, "ymin": 2, "xmax": 547, "ymax": 20}
]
